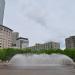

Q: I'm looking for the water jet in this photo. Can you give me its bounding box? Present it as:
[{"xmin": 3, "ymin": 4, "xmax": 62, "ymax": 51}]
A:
[{"xmin": 8, "ymin": 54, "xmax": 74, "ymax": 68}]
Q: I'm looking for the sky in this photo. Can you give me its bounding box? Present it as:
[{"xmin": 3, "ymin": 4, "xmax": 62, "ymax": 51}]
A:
[{"xmin": 3, "ymin": 0, "xmax": 75, "ymax": 49}]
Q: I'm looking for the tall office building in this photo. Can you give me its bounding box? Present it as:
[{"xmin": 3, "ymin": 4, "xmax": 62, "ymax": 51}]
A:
[
  {"xmin": 12, "ymin": 32, "xmax": 19, "ymax": 47},
  {"xmin": 12, "ymin": 32, "xmax": 29, "ymax": 48},
  {"xmin": 0, "ymin": 0, "xmax": 5, "ymax": 24},
  {"xmin": 65, "ymin": 36, "xmax": 75, "ymax": 49},
  {"xmin": 0, "ymin": 25, "xmax": 13, "ymax": 48}
]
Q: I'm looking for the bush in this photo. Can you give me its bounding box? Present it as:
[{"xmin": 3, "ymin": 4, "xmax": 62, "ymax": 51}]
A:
[{"xmin": 0, "ymin": 48, "xmax": 75, "ymax": 61}]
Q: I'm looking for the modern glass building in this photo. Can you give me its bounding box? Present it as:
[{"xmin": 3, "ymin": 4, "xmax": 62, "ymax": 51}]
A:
[{"xmin": 0, "ymin": 0, "xmax": 5, "ymax": 24}]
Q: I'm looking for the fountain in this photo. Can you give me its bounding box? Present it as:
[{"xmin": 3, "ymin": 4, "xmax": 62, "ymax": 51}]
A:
[
  {"xmin": 8, "ymin": 54, "xmax": 74, "ymax": 68},
  {"xmin": 0, "ymin": 54, "xmax": 75, "ymax": 75}
]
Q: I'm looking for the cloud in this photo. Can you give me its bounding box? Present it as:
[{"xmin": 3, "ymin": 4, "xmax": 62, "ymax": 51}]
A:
[
  {"xmin": 27, "ymin": 13, "xmax": 48, "ymax": 29},
  {"xmin": 18, "ymin": 0, "xmax": 48, "ymax": 29},
  {"xmin": 4, "ymin": 0, "xmax": 75, "ymax": 48}
]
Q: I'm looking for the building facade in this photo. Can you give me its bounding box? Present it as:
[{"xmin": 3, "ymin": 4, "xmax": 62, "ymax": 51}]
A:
[
  {"xmin": 0, "ymin": 25, "xmax": 13, "ymax": 48},
  {"xmin": 65, "ymin": 36, "xmax": 75, "ymax": 49},
  {"xmin": 0, "ymin": 0, "xmax": 5, "ymax": 24},
  {"xmin": 12, "ymin": 32, "xmax": 19, "ymax": 47},
  {"xmin": 29, "ymin": 42, "xmax": 60, "ymax": 50},
  {"xmin": 16, "ymin": 37, "xmax": 29, "ymax": 48}
]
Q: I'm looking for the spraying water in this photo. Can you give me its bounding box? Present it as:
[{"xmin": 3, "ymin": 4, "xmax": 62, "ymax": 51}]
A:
[
  {"xmin": 9, "ymin": 54, "xmax": 74, "ymax": 67},
  {"xmin": 0, "ymin": 54, "xmax": 75, "ymax": 75}
]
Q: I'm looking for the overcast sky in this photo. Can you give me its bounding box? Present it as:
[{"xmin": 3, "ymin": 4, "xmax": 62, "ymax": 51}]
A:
[{"xmin": 3, "ymin": 0, "xmax": 75, "ymax": 48}]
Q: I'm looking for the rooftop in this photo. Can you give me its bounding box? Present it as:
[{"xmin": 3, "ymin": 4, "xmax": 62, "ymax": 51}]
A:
[
  {"xmin": 16, "ymin": 37, "xmax": 28, "ymax": 40},
  {"xmin": 0, "ymin": 25, "xmax": 13, "ymax": 31}
]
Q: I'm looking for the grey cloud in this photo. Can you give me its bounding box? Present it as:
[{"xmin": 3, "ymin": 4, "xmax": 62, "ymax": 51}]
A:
[
  {"xmin": 27, "ymin": 14, "xmax": 48, "ymax": 29},
  {"xmin": 4, "ymin": 0, "xmax": 75, "ymax": 48}
]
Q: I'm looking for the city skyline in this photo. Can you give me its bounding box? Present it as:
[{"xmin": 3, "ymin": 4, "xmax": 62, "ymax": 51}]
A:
[{"xmin": 3, "ymin": 0, "xmax": 75, "ymax": 49}]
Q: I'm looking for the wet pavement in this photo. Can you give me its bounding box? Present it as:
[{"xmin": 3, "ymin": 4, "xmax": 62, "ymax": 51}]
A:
[{"xmin": 0, "ymin": 65, "xmax": 75, "ymax": 75}]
